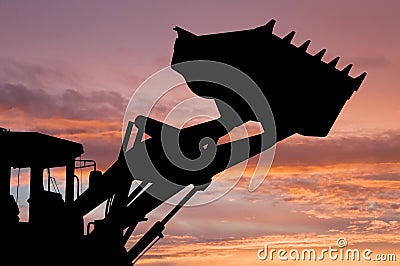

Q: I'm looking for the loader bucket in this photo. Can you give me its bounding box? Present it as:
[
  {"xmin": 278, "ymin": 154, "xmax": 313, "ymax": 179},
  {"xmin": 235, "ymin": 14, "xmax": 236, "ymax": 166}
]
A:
[{"xmin": 171, "ymin": 19, "xmax": 366, "ymax": 138}]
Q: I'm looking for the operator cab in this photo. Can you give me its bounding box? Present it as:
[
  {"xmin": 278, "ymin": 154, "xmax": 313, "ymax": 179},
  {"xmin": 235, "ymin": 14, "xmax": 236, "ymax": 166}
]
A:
[{"xmin": 0, "ymin": 128, "xmax": 84, "ymax": 227}]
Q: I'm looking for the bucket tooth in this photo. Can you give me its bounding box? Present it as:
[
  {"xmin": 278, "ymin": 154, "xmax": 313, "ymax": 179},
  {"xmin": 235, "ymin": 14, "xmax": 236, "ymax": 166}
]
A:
[
  {"xmin": 263, "ymin": 19, "xmax": 276, "ymax": 33},
  {"xmin": 354, "ymin": 72, "xmax": 367, "ymax": 90},
  {"xmin": 342, "ymin": 64, "xmax": 353, "ymax": 75},
  {"xmin": 299, "ymin": 40, "xmax": 311, "ymax": 51},
  {"xmin": 328, "ymin": 56, "xmax": 340, "ymax": 67},
  {"xmin": 283, "ymin": 31, "xmax": 296, "ymax": 43},
  {"xmin": 314, "ymin": 49, "xmax": 326, "ymax": 60}
]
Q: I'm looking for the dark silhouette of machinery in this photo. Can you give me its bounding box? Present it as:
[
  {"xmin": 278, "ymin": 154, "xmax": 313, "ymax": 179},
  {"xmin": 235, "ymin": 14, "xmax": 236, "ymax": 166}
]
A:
[{"xmin": 0, "ymin": 19, "xmax": 366, "ymax": 265}]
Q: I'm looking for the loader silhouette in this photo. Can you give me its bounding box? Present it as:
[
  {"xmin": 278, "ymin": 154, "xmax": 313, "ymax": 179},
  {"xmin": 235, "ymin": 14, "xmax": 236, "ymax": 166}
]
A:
[{"xmin": 0, "ymin": 19, "xmax": 366, "ymax": 265}]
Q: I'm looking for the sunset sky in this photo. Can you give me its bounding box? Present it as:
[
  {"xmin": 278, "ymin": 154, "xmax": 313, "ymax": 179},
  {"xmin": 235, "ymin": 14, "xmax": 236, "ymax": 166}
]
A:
[{"xmin": 1, "ymin": 1, "xmax": 399, "ymax": 265}]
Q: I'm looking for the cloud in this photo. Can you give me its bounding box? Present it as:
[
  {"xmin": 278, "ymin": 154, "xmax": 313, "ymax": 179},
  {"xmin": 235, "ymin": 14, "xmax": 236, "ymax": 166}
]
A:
[
  {"xmin": 0, "ymin": 82, "xmax": 127, "ymax": 169},
  {"xmin": 0, "ymin": 82, "xmax": 128, "ymax": 121},
  {"xmin": 160, "ymin": 159, "xmax": 400, "ymax": 243},
  {"xmin": 273, "ymin": 130, "xmax": 400, "ymax": 166},
  {"xmin": 132, "ymin": 231, "xmax": 400, "ymax": 265},
  {"xmin": 0, "ymin": 57, "xmax": 83, "ymax": 90},
  {"xmin": 248, "ymin": 162, "xmax": 400, "ymax": 221}
]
